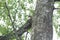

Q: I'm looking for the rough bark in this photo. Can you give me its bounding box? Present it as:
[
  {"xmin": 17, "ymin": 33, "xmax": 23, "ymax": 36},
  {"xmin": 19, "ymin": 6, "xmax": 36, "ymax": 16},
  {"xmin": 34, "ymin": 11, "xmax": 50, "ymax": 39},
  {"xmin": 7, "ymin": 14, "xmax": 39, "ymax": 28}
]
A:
[{"xmin": 31, "ymin": 0, "xmax": 54, "ymax": 40}]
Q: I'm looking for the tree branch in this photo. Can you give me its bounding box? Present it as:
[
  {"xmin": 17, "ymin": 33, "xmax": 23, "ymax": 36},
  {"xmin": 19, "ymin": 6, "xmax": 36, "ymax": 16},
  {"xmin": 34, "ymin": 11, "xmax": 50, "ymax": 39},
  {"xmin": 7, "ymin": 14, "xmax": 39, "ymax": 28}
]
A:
[
  {"xmin": 17, "ymin": 16, "xmax": 32, "ymax": 36},
  {"xmin": 54, "ymin": 0, "xmax": 60, "ymax": 2},
  {"xmin": 5, "ymin": 2, "xmax": 19, "ymax": 40},
  {"xmin": 0, "ymin": 16, "xmax": 32, "ymax": 40}
]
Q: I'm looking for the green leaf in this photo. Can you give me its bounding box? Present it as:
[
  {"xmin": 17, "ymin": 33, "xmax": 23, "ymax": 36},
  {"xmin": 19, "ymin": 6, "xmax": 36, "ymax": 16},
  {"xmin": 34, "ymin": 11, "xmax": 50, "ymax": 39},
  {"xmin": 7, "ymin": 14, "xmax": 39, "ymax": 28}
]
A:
[
  {"xmin": 0, "ymin": 26, "xmax": 7, "ymax": 35},
  {"xmin": 28, "ymin": 0, "xmax": 33, "ymax": 3}
]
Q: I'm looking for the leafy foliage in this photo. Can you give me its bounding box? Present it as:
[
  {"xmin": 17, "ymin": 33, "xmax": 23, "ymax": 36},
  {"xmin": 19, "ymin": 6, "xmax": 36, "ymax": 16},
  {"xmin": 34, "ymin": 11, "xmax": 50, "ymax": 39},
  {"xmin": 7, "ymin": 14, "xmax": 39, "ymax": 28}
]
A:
[
  {"xmin": 0, "ymin": 0, "xmax": 35, "ymax": 40},
  {"xmin": 53, "ymin": 2, "xmax": 60, "ymax": 37}
]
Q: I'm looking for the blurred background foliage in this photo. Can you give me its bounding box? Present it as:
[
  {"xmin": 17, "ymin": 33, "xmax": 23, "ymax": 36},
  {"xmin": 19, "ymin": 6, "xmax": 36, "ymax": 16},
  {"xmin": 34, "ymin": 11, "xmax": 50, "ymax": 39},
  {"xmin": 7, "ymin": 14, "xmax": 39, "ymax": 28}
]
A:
[
  {"xmin": 53, "ymin": 2, "xmax": 60, "ymax": 37},
  {"xmin": 0, "ymin": 0, "xmax": 35, "ymax": 40},
  {"xmin": 0, "ymin": 0, "xmax": 60, "ymax": 40}
]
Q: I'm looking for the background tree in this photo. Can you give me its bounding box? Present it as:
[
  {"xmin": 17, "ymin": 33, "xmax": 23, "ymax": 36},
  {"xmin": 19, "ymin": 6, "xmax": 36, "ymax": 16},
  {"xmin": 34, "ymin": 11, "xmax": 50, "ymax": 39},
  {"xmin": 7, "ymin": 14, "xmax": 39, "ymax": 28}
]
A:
[{"xmin": 31, "ymin": 0, "xmax": 54, "ymax": 40}]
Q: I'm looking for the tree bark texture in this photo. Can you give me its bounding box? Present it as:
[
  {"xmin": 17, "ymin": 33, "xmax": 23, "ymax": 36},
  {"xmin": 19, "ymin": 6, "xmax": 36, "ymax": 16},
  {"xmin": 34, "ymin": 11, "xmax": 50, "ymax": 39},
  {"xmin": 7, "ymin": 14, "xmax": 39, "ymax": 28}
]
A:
[{"xmin": 31, "ymin": 0, "xmax": 54, "ymax": 40}]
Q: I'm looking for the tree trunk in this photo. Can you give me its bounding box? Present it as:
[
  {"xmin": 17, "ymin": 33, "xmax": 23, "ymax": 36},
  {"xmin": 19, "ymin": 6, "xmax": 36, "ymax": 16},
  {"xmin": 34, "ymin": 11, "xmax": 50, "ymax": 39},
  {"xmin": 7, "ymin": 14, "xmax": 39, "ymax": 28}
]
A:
[{"xmin": 31, "ymin": 0, "xmax": 54, "ymax": 40}]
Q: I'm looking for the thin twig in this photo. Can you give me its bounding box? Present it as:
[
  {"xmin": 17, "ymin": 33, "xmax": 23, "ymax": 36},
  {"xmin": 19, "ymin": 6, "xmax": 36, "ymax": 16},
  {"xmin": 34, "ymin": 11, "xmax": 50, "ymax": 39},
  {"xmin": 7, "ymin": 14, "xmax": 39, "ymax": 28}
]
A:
[
  {"xmin": 54, "ymin": 8, "xmax": 60, "ymax": 10},
  {"xmin": 5, "ymin": 2, "xmax": 19, "ymax": 40}
]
